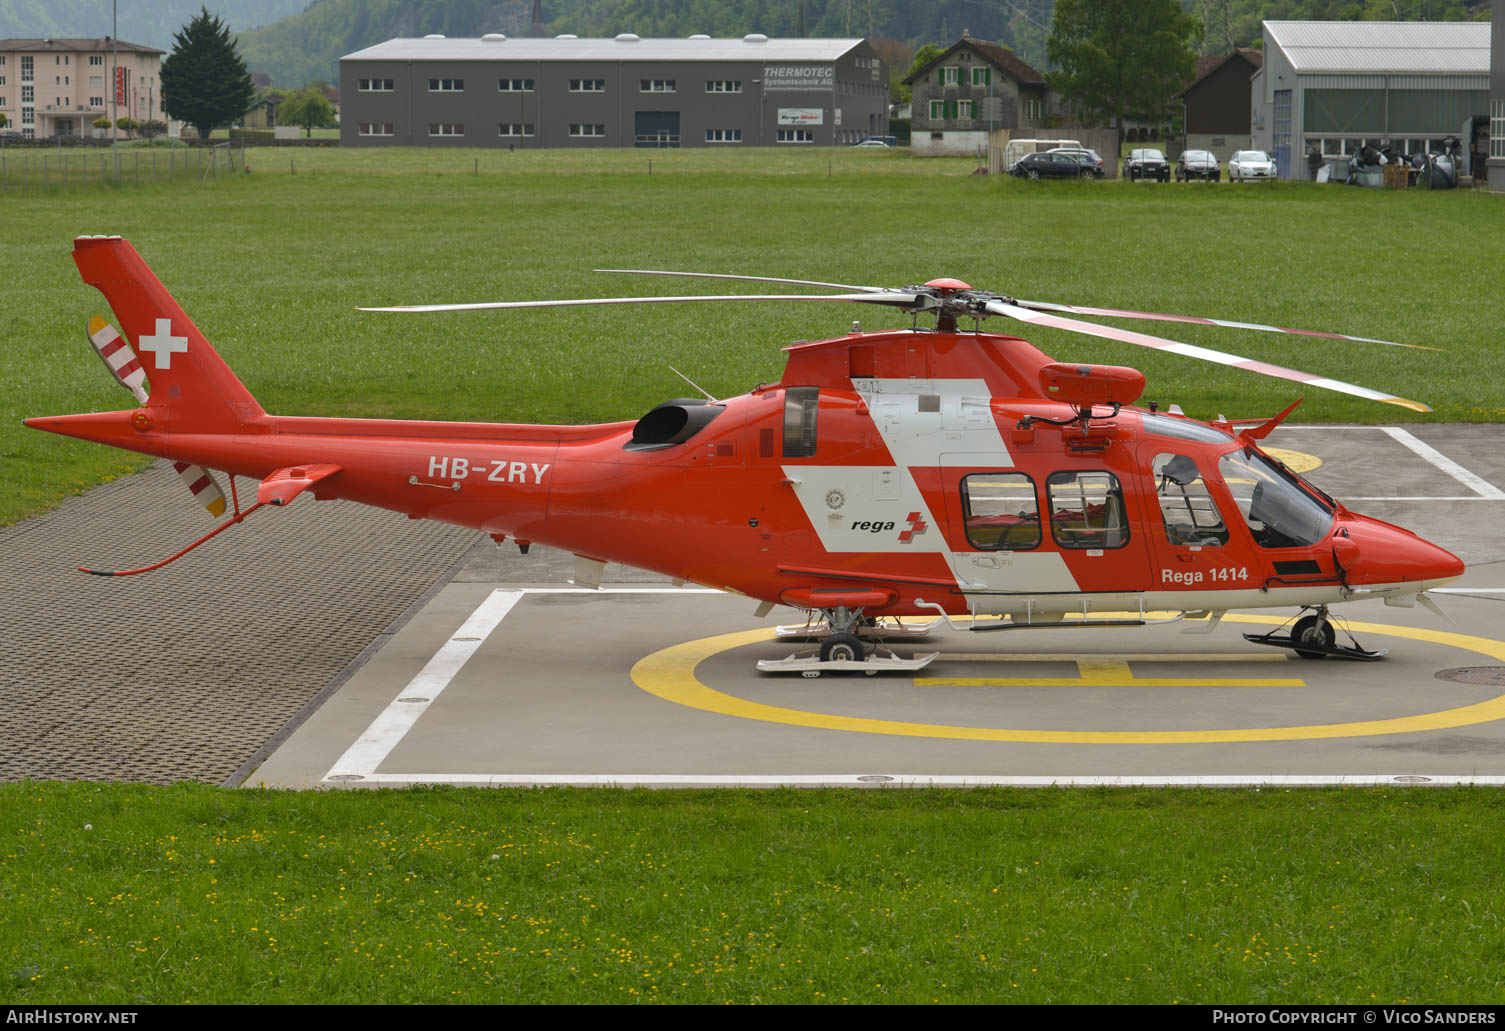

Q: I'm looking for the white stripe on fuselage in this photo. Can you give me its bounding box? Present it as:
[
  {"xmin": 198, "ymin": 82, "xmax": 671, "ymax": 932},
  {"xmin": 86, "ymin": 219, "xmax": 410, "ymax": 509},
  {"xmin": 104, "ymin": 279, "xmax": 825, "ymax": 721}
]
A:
[{"xmin": 783, "ymin": 379, "xmax": 1077, "ymax": 593}]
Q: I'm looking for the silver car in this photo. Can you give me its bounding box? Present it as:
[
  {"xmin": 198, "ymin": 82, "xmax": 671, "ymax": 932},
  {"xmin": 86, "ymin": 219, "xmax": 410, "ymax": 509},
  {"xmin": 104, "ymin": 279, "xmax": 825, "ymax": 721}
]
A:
[{"xmin": 1228, "ymin": 150, "xmax": 1276, "ymax": 181}]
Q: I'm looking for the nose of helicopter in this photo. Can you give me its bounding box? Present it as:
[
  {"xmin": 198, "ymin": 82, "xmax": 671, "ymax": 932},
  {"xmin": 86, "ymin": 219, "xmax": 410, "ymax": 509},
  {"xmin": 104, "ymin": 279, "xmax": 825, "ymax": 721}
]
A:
[{"xmin": 1333, "ymin": 515, "xmax": 1465, "ymax": 592}]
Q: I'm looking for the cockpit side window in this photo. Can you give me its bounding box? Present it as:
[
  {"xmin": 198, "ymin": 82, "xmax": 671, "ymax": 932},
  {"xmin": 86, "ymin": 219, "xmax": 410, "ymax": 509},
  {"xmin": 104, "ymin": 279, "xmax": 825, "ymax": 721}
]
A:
[
  {"xmin": 1218, "ymin": 449, "xmax": 1334, "ymax": 549},
  {"xmin": 782, "ymin": 387, "xmax": 819, "ymax": 458},
  {"xmin": 1152, "ymin": 452, "xmax": 1229, "ymax": 546}
]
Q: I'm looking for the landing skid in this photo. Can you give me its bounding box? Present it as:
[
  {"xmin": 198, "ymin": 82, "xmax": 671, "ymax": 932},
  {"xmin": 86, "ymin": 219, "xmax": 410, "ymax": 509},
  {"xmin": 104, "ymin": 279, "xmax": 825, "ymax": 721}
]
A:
[
  {"xmin": 774, "ymin": 617, "xmax": 940, "ymax": 641},
  {"xmin": 756, "ymin": 646, "xmax": 939, "ymax": 678},
  {"xmin": 1241, "ymin": 629, "xmax": 1389, "ymax": 661}
]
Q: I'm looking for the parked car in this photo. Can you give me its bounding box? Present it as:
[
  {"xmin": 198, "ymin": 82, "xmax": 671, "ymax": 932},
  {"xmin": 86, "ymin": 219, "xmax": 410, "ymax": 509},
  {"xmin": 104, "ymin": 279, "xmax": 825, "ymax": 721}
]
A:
[
  {"xmin": 854, "ymin": 135, "xmax": 898, "ymax": 147},
  {"xmin": 1123, "ymin": 148, "xmax": 1170, "ymax": 181},
  {"xmin": 1011, "ymin": 151, "xmax": 1103, "ymax": 181},
  {"xmin": 1048, "ymin": 147, "xmax": 1106, "ymax": 175},
  {"xmin": 852, "ymin": 139, "xmax": 889, "ymax": 147},
  {"xmin": 1228, "ymin": 150, "xmax": 1276, "ymax": 181},
  {"xmin": 1175, "ymin": 149, "xmax": 1220, "ymax": 181}
]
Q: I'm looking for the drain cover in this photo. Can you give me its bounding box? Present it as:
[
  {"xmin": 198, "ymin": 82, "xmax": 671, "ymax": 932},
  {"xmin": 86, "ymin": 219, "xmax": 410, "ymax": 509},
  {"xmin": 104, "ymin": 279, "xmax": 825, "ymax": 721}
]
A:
[
  {"xmin": 1393, "ymin": 775, "xmax": 1433, "ymax": 784},
  {"xmin": 1435, "ymin": 667, "xmax": 1505, "ymax": 686},
  {"xmin": 857, "ymin": 775, "xmax": 894, "ymax": 783}
]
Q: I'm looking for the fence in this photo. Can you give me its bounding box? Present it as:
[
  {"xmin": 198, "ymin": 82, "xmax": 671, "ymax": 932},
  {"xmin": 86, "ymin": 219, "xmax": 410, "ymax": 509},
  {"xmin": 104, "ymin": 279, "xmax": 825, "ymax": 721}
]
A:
[{"xmin": 0, "ymin": 141, "xmax": 246, "ymax": 191}]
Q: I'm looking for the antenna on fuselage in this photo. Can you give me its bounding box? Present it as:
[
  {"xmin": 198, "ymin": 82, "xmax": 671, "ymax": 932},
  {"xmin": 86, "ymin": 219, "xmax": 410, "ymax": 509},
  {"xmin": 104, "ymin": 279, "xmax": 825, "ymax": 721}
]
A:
[{"xmin": 668, "ymin": 364, "xmax": 717, "ymax": 402}]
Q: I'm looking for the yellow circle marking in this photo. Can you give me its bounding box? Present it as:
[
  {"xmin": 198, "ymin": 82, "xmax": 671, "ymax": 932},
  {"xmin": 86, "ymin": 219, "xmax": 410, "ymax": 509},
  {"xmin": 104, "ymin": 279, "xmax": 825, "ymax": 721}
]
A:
[
  {"xmin": 630, "ymin": 615, "xmax": 1505, "ymax": 744},
  {"xmin": 1263, "ymin": 447, "xmax": 1322, "ymax": 474}
]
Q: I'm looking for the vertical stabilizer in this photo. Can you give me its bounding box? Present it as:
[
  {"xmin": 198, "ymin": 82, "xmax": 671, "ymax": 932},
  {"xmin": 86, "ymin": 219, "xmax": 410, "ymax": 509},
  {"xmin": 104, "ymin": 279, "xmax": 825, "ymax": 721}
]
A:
[{"xmin": 71, "ymin": 236, "xmax": 266, "ymax": 431}]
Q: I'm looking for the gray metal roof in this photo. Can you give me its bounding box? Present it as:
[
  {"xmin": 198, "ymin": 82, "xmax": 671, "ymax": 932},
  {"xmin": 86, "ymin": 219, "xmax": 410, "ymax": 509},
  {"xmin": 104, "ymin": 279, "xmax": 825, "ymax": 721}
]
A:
[
  {"xmin": 342, "ymin": 35, "xmax": 867, "ymax": 64},
  {"xmin": 1263, "ymin": 20, "xmax": 1489, "ymax": 75}
]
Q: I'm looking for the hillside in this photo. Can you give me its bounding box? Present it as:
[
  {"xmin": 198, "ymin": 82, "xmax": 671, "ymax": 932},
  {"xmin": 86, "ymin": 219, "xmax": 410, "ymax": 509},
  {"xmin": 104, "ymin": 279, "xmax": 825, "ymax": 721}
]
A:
[{"xmin": 0, "ymin": 0, "xmax": 305, "ymax": 50}]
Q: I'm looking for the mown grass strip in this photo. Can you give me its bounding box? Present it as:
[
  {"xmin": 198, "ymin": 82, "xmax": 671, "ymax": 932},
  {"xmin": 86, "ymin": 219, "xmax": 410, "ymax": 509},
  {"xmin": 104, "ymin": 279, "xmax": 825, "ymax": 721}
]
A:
[
  {"xmin": 4, "ymin": 155, "xmax": 1502, "ymax": 525},
  {"xmin": 2, "ymin": 782, "xmax": 1503, "ymax": 1004}
]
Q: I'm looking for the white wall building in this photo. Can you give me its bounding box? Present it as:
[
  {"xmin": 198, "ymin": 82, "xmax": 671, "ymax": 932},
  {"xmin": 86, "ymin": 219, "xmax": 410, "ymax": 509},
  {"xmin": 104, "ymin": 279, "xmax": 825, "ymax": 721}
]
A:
[{"xmin": 1252, "ymin": 20, "xmax": 1490, "ymax": 179}]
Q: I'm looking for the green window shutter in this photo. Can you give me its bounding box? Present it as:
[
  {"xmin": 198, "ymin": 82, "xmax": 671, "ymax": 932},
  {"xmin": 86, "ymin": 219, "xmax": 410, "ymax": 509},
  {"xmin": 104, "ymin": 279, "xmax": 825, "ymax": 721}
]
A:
[{"xmin": 985, "ymin": 68, "xmax": 991, "ymax": 86}]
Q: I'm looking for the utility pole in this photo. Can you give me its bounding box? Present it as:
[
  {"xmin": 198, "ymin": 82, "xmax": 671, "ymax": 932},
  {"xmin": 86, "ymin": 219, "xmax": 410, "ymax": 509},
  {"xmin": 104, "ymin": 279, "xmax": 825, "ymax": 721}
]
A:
[{"xmin": 111, "ymin": 0, "xmax": 119, "ymax": 177}]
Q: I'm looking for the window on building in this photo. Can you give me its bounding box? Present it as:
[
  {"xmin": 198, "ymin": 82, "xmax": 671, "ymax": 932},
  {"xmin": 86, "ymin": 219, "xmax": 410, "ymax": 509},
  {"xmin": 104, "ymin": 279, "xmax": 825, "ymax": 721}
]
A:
[
  {"xmin": 1047, "ymin": 471, "xmax": 1129, "ymax": 550},
  {"xmin": 0, "ymin": 76, "xmax": 5, "ymax": 87},
  {"xmin": 941, "ymin": 66, "xmax": 959, "ymax": 86},
  {"xmin": 90, "ymin": 55, "xmax": 103, "ymax": 66},
  {"xmin": 971, "ymin": 66, "xmax": 990, "ymax": 86},
  {"xmin": 704, "ymin": 128, "xmax": 741, "ymax": 143},
  {"xmin": 929, "ymin": 99, "xmax": 944, "ymax": 120},
  {"xmin": 497, "ymin": 78, "xmax": 534, "ymax": 92},
  {"xmin": 499, "ymin": 123, "xmax": 535, "ymax": 137},
  {"xmin": 21, "ymin": 56, "xmax": 33, "ymax": 81},
  {"xmin": 640, "ymin": 79, "xmax": 675, "ymax": 92},
  {"xmin": 428, "ymin": 78, "xmax": 463, "ymax": 92},
  {"xmin": 1027, "ymin": 98, "xmax": 1042, "ymax": 121},
  {"xmin": 0, "ymin": 96, "xmax": 6, "ymax": 107},
  {"xmin": 776, "ymin": 128, "xmax": 814, "ymax": 143},
  {"xmin": 89, "ymin": 96, "xmax": 103, "ymax": 108},
  {"xmin": 569, "ymin": 123, "xmax": 606, "ymax": 136},
  {"xmin": 21, "ymin": 107, "xmax": 34, "ymax": 124},
  {"xmin": 705, "ymin": 80, "xmax": 741, "ymax": 93},
  {"xmin": 427, "ymin": 122, "xmax": 464, "ymax": 136},
  {"xmin": 21, "ymin": 85, "xmax": 33, "ymax": 104},
  {"xmin": 961, "ymin": 473, "xmax": 1041, "ymax": 550},
  {"xmin": 957, "ymin": 100, "xmax": 974, "ymax": 119},
  {"xmin": 359, "ymin": 78, "xmax": 394, "ymax": 92},
  {"xmin": 1493, "ymin": 100, "xmax": 1505, "ymax": 160},
  {"xmin": 358, "ymin": 122, "xmax": 395, "ymax": 136},
  {"xmin": 569, "ymin": 79, "xmax": 606, "ymax": 92}
]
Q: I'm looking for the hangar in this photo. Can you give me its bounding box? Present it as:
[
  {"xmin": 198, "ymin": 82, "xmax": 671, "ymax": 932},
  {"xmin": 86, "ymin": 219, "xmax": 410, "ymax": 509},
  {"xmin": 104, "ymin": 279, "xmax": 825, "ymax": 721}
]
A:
[
  {"xmin": 1251, "ymin": 20, "xmax": 1491, "ymax": 179},
  {"xmin": 338, "ymin": 34, "xmax": 889, "ymax": 149}
]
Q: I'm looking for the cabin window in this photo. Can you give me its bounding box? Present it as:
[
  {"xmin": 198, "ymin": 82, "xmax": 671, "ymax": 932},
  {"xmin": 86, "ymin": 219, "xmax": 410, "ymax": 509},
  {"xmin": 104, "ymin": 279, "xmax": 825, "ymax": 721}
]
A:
[
  {"xmin": 782, "ymin": 387, "xmax": 819, "ymax": 458},
  {"xmin": 1152, "ymin": 453, "xmax": 1228, "ymax": 546},
  {"xmin": 1217, "ymin": 450, "xmax": 1333, "ymax": 549},
  {"xmin": 961, "ymin": 473, "xmax": 1040, "ymax": 550},
  {"xmin": 1047, "ymin": 471, "xmax": 1128, "ymax": 549}
]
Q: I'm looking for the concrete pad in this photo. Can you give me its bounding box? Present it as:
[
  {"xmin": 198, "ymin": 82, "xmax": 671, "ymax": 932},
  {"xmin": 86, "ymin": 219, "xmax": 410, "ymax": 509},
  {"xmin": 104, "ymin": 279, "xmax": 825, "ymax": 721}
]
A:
[{"xmin": 145, "ymin": 425, "xmax": 1505, "ymax": 789}]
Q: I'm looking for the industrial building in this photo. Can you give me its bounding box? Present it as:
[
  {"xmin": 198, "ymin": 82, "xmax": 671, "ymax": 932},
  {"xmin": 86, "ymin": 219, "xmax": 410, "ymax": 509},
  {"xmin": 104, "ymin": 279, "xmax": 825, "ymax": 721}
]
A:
[
  {"xmin": 0, "ymin": 37, "xmax": 163, "ymax": 139},
  {"xmin": 1179, "ymin": 48, "xmax": 1263, "ymax": 166},
  {"xmin": 1252, "ymin": 20, "xmax": 1491, "ymax": 179},
  {"xmin": 338, "ymin": 34, "xmax": 889, "ymax": 148},
  {"xmin": 1492, "ymin": 13, "xmax": 1503, "ymax": 192}
]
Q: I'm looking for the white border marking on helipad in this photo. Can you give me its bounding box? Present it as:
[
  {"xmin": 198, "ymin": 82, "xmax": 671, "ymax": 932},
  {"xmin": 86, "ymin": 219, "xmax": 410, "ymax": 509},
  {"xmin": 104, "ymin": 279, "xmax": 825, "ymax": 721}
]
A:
[
  {"xmin": 334, "ymin": 773, "xmax": 1505, "ymax": 788},
  {"xmin": 324, "ymin": 587, "xmax": 725, "ymax": 780},
  {"xmin": 1380, "ymin": 428, "xmax": 1505, "ymax": 499}
]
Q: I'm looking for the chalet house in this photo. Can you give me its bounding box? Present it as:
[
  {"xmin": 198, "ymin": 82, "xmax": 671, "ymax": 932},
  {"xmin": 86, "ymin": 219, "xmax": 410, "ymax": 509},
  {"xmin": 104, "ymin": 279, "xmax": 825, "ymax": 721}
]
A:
[
  {"xmin": 1179, "ymin": 48, "xmax": 1262, "ymax": 163},
  {"xmin": 904, "ymin": 35, "xmax": 1051, "ymax": 156}
]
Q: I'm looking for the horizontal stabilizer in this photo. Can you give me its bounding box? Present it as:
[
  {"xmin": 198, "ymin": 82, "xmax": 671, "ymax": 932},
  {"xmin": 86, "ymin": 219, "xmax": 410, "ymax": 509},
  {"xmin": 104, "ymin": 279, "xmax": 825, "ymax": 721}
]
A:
[{"xmin": 257, "ymin": 464, "xmax": 342, "ymax": 506}]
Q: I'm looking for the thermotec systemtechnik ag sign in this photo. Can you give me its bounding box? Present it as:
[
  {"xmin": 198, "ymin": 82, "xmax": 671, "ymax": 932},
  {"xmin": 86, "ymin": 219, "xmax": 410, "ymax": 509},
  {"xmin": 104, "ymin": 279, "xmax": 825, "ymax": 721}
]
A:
[{"xmin": 764, "ymin": 65, "xmax": 835, "ymax": 91}]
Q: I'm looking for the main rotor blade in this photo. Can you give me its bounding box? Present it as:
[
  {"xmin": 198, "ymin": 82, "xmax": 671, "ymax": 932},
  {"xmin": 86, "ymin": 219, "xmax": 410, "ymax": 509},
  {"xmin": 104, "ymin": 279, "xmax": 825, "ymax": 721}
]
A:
[
  {"xmin": 594, "ymin": 269, "xmax": 887, "ymax": 293},
  {"xmin": 1008, "ymin": 298, "xmax": 1435, "ymax": 350},
  {"xmin": 359, "ymin": 291, "xmax": 923, "ymax": 313},
  {"xmin": 985, "ymin": 300, "xmax": 1431, "ymax": 413}
]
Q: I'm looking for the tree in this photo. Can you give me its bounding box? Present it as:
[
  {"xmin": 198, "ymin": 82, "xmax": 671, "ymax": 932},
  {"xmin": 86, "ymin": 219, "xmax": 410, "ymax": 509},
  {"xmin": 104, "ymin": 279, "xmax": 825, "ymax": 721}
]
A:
[
  {"xmin": 278, "ymin": 86, "xmax": 337, "ymax": 138},
  {"xmin": 1047, "ymin": 0, "xmax": 1197, "ymax": 133},
  {"xmin": 0, "ymin": 112, "xmax": 8, "ymax": 129},
  {"xmin": 116, "ymin": 116, "xmax": 138, "ymax": 137},
  {"xmin": 160, "ymin": 6, "xmax": 255, "ymax": 143},
  {"xmin": 137, "ymin": 119, "xmax": 167, "ymax": 142}
]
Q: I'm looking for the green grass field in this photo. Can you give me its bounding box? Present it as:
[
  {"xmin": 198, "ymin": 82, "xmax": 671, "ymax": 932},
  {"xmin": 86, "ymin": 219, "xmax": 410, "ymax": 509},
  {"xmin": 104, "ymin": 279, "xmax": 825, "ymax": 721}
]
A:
[
  {"xmin": 4, "ymin": 781, "xmax": 1505, "ymax": 1004},
  {"xmin": 3, "ymin": 150, "xmax": 1501, "ymax": 525}
]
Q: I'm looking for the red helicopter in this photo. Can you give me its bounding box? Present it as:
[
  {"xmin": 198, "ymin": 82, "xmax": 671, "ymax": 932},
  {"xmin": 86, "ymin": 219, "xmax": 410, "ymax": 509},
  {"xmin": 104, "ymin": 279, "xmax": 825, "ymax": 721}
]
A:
[{"xmin": 26, "ymin": 236, "xmax": 1463, "ymax": 675}]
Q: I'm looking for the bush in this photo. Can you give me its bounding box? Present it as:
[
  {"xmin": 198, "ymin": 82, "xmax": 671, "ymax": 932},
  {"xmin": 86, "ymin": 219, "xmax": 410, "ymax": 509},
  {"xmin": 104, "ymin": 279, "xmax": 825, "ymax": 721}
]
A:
[{"xmin": 92, "ymin": 117, "xmax": 112, "ymax": 129}]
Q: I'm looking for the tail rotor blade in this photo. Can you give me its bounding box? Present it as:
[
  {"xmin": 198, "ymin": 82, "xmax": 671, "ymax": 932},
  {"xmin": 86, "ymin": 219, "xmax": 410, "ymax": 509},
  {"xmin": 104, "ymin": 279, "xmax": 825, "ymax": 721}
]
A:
[
  {"xmin": 86, "ymin": 316, "xmax": 150, "ymax": 405},
  {"xmin": 172, "ymin": 461, "xmax": 228, "ymax": 518}
]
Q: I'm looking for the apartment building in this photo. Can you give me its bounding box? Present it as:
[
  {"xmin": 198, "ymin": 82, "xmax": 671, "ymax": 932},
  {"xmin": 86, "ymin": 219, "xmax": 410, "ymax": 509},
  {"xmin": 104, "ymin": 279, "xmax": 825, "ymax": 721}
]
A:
[{"xmin": 0, "ymin": 37, "xmax": 164, "ymax": 139}]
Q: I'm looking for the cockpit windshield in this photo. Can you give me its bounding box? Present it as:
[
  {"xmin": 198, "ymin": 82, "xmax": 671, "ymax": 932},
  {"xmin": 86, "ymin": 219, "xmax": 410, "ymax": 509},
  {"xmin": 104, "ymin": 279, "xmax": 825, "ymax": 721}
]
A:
[{"xmin": 1217, "ymin": 449, "xmax": 1334, "ymax": 549}]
